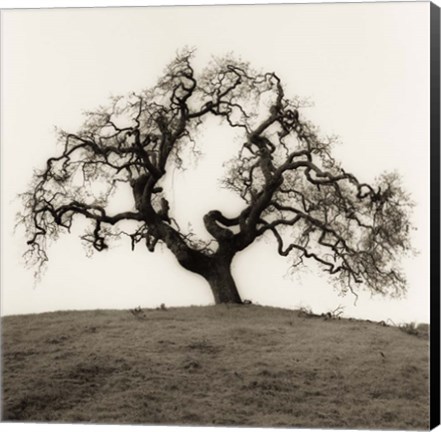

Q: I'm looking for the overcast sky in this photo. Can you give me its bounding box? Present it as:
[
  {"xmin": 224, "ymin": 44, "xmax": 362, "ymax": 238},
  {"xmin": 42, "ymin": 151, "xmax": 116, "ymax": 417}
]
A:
[{"xmin": 1, "ymin": 2, "xmax": 431, "ymax": 323}]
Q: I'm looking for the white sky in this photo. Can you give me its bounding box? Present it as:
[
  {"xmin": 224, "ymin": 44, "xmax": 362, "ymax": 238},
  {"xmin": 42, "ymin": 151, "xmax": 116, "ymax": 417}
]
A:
[{"xmin": 1, "ymin": 1, "xmax": 431, "ymax": 324}]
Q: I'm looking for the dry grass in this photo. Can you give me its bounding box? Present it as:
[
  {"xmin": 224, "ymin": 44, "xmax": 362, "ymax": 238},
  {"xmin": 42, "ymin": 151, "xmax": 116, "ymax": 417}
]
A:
[{"xmin": 1, "ymin": 305, "xmax": 429, "ymax": 428}]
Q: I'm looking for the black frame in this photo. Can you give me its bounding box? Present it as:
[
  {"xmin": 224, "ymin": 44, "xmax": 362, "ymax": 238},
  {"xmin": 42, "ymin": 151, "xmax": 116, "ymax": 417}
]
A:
[{"xmin": 430, "ymin": 2, "xmax": 440, "ymax": 429}]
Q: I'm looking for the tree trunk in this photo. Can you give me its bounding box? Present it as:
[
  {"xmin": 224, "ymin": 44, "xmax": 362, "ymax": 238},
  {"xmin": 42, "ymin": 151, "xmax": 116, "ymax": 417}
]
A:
[
  {"xmin": 205, "ymin": 261, "xmax": 242, "ymax": 304},
  {"xmin": 158, "ymin": 225, "xmax": 242, "ymax": 305}
]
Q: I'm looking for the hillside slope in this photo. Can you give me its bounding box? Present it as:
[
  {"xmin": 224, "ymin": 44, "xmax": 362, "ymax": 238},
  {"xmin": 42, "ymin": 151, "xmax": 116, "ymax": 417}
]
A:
[{"xmin": 1, "ymin": 305, "xmax": 429, "ymax": 429}]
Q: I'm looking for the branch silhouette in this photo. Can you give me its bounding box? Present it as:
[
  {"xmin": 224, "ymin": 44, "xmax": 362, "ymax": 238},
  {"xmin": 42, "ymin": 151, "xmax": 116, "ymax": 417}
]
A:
[{"xmin": 19, "ymin": 50, "xmax": 414, "ymax": 303}]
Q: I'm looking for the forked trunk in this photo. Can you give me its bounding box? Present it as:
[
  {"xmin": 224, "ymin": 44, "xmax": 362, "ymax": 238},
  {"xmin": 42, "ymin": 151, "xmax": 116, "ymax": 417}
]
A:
[
  {"xmin": 205, "ymin": 261, "xmax": 242, "ymax": 304},
  {"xmin": 163, "ymin": 232, "xmax": 242, "ymax": 304}
]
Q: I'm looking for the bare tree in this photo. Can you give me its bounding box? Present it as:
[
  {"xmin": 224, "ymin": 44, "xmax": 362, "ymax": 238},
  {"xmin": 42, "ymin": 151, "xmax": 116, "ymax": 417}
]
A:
[{"xmin": 19, "ymin": 51, "xmax": 414, "ymax": 304}]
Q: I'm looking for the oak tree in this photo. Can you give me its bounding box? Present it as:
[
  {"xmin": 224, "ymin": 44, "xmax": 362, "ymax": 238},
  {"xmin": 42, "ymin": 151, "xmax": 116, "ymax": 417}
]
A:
[{"xmin": 20, "ymin": 51, "xmax": 413, "ymax": 304}]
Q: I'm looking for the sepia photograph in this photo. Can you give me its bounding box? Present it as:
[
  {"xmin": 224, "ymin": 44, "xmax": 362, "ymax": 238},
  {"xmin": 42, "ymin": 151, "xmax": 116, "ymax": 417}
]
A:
[{"xmin": 1, "ymin": 1, "xmax": 437, "ymax": 430}]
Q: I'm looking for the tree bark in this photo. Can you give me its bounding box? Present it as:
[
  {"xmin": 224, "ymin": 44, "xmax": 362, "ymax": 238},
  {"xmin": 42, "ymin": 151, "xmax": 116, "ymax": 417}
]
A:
[
  {"xmin": 205, "ymin": 260, "xmax": 242, "ymax": 304},
  {"xmin": 161, "ymin": 231, "xmax": 242, "ymax": 304}
]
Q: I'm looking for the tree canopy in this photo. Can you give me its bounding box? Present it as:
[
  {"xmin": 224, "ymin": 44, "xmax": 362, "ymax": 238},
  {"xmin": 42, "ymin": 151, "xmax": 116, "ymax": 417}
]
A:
[{"xmin": 20, "ymin": 51, "xmax": 414, "ymax": 304}]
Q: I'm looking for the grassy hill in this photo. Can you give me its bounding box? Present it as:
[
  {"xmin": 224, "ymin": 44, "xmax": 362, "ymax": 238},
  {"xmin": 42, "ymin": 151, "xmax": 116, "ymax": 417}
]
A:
[{"xmin": 1, "ymin": 305, "xmax": 429, "ymax": 429}]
